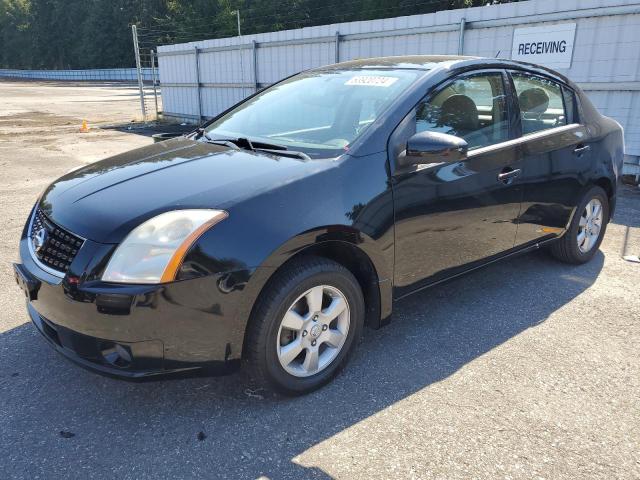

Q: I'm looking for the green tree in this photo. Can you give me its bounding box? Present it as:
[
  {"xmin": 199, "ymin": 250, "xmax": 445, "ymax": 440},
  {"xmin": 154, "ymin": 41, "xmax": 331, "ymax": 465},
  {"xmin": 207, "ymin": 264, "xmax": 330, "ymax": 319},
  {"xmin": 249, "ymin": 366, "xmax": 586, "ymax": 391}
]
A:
[
  {"xmin": 0, "ymin": 0, "xmax": 31, "ymax": 68},
  {"xmin": 0, "ymin": 0, "xmax": 511, "ymax": 69}
]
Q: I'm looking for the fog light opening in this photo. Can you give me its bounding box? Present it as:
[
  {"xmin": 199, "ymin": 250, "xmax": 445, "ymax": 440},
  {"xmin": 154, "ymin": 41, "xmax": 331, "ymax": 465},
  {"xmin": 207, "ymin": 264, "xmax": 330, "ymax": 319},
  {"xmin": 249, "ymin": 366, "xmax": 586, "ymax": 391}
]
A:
[{"xmin": 101, "ymin": 343, "xmax": 133, "ymax": 368}]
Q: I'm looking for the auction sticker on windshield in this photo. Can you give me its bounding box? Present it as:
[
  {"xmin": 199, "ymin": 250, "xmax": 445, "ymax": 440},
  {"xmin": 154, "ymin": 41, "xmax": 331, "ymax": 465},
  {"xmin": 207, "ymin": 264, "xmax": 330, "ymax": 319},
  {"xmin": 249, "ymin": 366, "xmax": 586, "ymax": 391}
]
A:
[{"xmin": 345, "ymin": 76, "xmax": 399, "ymax": 87}]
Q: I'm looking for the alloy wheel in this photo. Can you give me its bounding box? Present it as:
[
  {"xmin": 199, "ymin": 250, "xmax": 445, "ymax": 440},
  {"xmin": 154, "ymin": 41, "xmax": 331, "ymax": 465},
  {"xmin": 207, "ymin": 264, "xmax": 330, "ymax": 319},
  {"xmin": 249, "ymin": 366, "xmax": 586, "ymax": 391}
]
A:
[
  {"xmin": 276, "ymin": 285, "xmax": 350, "ymax": 377},
  {"xmin": 577, "ymin": 198, "xmax": 604, "ymax": 254}
]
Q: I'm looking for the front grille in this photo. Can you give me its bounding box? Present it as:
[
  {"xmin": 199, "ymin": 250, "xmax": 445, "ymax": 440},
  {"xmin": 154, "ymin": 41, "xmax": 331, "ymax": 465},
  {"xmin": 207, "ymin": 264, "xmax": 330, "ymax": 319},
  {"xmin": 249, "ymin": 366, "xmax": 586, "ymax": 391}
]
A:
[{"xmin": 30, "ymin": 208, "xmax": 84, "ymax": 274}]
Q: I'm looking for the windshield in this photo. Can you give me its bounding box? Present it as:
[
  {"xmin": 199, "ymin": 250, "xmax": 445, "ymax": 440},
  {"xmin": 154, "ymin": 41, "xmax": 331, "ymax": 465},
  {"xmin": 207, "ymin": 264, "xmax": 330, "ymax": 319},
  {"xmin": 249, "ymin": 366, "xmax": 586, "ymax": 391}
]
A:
[{"xmin": 204, "ymin": 69, "xmax": 422, "ymax": 159}]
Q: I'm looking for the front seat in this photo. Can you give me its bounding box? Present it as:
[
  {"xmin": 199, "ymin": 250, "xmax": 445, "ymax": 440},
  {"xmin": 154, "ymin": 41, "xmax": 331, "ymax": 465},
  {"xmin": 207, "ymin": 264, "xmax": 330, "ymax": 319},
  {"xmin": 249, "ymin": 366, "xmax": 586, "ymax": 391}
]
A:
[
  {"xmin": 438, "ymin": 94, "xmax": 487, "ymax": 148},
  {"xmin": 518, "ymin": 88, "xmax": 550, "ymax": 134}
]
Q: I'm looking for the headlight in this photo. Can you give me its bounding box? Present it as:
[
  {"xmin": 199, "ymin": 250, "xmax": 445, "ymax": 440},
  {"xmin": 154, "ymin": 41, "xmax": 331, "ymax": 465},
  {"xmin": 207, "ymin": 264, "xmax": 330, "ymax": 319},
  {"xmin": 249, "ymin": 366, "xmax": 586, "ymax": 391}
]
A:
[{"xmin": 102, "ymin": 209, "xmax": 228, "ymax": 284}]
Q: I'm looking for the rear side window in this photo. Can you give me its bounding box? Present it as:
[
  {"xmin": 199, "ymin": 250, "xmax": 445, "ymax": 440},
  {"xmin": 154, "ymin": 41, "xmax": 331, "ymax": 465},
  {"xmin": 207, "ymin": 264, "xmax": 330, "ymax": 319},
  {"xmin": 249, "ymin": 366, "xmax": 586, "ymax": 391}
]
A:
[{"xmin": 512, "ymin": 73, "xmax": 567, "ymax": 135}]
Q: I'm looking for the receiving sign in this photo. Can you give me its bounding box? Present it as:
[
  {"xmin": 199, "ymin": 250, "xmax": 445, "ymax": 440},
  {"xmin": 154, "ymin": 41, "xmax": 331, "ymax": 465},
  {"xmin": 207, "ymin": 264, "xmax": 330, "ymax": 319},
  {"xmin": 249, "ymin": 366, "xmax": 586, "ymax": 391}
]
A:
[{"xmin": 511, "ymin": 23, "xmax": 576, "ymax": 69}]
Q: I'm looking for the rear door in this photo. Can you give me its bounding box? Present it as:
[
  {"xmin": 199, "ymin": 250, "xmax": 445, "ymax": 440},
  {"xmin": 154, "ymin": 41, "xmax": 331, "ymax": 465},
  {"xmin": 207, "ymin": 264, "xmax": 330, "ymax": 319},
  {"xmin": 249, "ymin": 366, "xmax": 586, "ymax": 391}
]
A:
[
  {"xmin": 508, "ymin": 71, "xmax": 592, "ymax": 246},
  {"xmin": 390, "ymin": 70, "xmax": 523, "ymax": 296}
]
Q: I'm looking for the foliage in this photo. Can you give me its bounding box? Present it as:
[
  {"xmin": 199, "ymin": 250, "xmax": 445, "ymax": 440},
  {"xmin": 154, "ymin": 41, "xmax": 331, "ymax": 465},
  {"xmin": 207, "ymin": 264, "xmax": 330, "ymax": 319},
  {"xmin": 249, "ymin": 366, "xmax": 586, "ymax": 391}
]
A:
[{"xmin": 0, "ymin": 0, "xmax": 511, "ymax": 69}]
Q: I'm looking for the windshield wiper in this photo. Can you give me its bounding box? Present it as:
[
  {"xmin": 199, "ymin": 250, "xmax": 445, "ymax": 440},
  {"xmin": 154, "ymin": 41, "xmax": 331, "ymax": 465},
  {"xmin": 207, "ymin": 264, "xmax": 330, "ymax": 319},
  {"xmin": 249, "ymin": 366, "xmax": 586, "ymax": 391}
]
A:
[
  {"xmin": 232, "ymin": 138, "xmax": 311, "ymax": 159},
  {"xmin": 204, "ymin": 136, "xmax": 255, "ymax": 151},
  {"xmin": 195, "ymin": 130, "xmax": 242, "ymax": 150},
  {"xmin": 192, "ymin": 127, "xmax": 209, "ymax": 139},
  {"xmin": 204, "ymin": 138, "xmax": 241, "ymax": 150},
  {"xmin": 199, "ymin": 134, "xmax": 310, "ymax": 160},
  {"xmin": 253, "ymin": 148, "xmax": 311, "ymax": 161},
  {"xmin": 216, "ymin": 136, "xmax": 293, "ymax": 152}
]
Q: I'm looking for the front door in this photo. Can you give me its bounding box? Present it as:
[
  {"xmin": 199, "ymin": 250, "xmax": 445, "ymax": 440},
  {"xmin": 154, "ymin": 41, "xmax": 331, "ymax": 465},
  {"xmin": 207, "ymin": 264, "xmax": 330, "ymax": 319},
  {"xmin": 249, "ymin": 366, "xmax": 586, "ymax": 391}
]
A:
[{"xmin": 391, "ymin": 70, "xmax": 523, "ymax": 297}]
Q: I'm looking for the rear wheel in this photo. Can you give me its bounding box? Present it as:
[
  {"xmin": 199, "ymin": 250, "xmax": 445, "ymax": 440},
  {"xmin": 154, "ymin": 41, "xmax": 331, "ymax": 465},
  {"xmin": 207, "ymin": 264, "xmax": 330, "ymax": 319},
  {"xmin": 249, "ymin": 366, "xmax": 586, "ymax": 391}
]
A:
[
  {"xmin": 245, "ymin": 256, "xmax": 364, "ymax": 395},
  {"xmin": 549, "ymin": 185, "xmax": 609, "ymax": 264}
]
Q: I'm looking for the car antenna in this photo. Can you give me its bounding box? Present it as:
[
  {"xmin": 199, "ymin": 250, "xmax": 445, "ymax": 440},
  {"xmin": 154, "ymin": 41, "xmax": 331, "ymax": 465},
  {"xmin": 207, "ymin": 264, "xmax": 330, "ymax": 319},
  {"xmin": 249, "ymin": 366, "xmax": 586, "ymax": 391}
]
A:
[{"xmin": 495, "ymin": 50, "xmax": 501, "ymax": 58}]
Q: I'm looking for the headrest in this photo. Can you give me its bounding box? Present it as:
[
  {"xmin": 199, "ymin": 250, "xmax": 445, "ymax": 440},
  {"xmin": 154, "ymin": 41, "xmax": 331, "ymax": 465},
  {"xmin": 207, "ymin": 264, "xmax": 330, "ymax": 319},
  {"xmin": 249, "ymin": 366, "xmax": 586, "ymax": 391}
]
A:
[
  {"xmin": 518, "ymin": 88, "xmax": 550, "ymax": 114},
  {"xmin": 439, "ymin": 94, "xmax": 479, "ymax": 132}
]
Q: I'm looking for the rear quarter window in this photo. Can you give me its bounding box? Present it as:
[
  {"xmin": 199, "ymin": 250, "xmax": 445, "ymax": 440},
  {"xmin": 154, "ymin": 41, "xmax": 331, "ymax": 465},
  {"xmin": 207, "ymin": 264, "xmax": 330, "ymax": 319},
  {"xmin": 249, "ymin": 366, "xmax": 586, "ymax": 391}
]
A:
[{"xmin": 561, "ymin": 86, "xmax": 579, "ymax": 124}]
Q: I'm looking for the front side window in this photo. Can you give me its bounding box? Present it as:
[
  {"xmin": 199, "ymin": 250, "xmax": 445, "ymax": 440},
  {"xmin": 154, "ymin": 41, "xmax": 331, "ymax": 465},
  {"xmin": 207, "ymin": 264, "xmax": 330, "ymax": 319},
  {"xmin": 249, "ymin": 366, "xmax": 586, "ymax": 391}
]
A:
[
  {"xmin": 414, "ymin": 73, "xmax": 509, "ymax": 150},
  {"xmin": 512, "ymin": 72, "xmax": 567, "ymax": 135},
  {"xmin": 204, "ymin": 69, "xmax": 421, "ymax": 158}
]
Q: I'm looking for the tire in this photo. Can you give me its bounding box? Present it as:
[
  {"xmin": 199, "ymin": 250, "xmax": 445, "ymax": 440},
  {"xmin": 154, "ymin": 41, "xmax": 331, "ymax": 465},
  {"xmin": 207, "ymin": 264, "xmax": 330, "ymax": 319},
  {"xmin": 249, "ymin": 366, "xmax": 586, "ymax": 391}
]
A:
[
  {"xmin": 245, "ymin": 256, "xmax": 365, "ymax": 395},
  {"xmin": 549, "ymin": 185, "xmax": 609, "ymax": 264}
]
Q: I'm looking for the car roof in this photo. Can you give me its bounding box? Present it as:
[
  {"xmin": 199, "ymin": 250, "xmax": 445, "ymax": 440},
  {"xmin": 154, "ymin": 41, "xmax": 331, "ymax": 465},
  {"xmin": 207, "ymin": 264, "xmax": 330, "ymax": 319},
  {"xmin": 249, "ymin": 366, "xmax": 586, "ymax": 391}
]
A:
[
  {"xmin": 319, "ymin": 55, "xmax": 478, "ymax": 71},
  {"xmin": 315, "ymin": 55, "xmax": 575, "ymax": 89}
]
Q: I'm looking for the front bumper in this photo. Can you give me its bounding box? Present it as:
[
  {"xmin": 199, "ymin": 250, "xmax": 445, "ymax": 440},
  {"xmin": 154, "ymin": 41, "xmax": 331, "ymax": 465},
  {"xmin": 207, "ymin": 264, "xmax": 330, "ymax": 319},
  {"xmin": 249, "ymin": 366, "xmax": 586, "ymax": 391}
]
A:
[
  {"xmin": 26, "ymin": 301, "xmax": 173, "ymax": 380},
  {"xmin": 14, "ymin": 247, "xmax": 252, "ymax": 380}
]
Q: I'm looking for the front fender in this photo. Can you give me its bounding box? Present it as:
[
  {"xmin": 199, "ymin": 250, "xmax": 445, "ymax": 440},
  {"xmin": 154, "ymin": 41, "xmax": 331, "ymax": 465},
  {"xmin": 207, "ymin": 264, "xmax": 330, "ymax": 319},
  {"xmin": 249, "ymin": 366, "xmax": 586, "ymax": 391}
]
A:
[
  {"xmin": 179, "ymin": 222, "xmax": 394, "ymax": 360},
  {"xmin": 231, "ymin": 225, "xmax": 394, "ymax": 348},
  {"xmin": 259, "ymin": 225, "xmax": 392, "ymax": 281},
  {"xmin": 177, "ymin": 151, "xmax": 395, "ymax": 344}
]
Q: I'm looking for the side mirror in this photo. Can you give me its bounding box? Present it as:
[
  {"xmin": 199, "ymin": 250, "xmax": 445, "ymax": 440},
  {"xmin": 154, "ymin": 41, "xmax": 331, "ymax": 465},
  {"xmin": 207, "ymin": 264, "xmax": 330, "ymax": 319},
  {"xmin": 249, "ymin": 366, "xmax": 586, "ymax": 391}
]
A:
[{"xmin": 398, "ymin": 131, "xmax": 468, "ymax": 169}]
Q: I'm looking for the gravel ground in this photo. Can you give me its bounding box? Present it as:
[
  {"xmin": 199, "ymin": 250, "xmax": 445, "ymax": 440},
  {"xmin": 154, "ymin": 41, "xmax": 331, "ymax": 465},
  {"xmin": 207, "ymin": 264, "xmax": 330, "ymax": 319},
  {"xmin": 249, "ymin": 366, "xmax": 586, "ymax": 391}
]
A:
[{"xmin": 0, "ymin": 80, "xmax": 639, "ymax": 480}]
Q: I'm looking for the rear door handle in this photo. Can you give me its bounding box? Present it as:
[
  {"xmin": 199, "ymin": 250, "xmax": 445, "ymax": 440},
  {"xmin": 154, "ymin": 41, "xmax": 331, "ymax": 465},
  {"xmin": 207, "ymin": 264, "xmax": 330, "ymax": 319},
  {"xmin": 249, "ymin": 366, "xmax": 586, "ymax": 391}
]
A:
[
  {"xmin": 497, "ymin": 168, "xmax": 522, "ymax": 184},
  {"xmin": 574, "ymin": 144, "xmax": 591, "ymax": 155}
]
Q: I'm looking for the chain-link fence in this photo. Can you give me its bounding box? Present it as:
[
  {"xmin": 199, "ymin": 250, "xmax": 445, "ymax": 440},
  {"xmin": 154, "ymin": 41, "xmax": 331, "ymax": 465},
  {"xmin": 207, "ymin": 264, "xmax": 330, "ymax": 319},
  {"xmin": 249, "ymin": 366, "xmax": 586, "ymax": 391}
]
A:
[
  {"xmin": 0, "ymin": 62, "xmax": 161, "ymax": 123},
  {"xmin": 0, "ymin": 68, "xmax": 153, "ymax": 82}
]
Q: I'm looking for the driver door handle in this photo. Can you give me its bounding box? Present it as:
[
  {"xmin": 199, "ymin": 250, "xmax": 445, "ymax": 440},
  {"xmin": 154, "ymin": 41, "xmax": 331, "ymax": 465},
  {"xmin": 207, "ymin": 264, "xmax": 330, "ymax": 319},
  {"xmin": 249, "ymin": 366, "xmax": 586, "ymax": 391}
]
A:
[{"xmin": 497, "ymin": 168, "xmax": 522, "ymax": 184}]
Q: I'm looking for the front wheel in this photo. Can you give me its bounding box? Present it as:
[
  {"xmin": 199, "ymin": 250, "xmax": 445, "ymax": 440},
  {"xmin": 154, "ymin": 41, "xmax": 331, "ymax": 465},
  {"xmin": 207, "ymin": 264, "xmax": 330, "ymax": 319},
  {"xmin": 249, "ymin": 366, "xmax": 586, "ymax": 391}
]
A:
[
  {"xmin": 245, "ymin": 256, "xmax": 364, "ymax": 395},
  {"xmin": 549, "ymin": 185, "xmax": 609, "ymax": 264}
]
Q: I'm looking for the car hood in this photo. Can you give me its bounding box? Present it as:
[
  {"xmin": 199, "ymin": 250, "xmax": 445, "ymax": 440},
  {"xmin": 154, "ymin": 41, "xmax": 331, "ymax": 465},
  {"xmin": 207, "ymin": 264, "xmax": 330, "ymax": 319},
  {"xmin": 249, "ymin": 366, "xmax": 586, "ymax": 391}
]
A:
[{"xmin": 39, "ymin": 137, "xmax": 332, "ymax": 243}]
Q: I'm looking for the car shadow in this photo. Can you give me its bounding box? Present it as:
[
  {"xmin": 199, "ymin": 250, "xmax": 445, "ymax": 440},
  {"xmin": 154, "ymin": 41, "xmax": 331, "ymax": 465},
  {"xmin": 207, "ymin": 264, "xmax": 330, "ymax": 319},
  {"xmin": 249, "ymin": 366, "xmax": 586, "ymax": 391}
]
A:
[
  {"xmin": 100, "ymin": 121, "xmax": 195, "ymax": 138},
  {"xmin": 0, "ymin": 249, "xmax": 604, "ymax": 479}
]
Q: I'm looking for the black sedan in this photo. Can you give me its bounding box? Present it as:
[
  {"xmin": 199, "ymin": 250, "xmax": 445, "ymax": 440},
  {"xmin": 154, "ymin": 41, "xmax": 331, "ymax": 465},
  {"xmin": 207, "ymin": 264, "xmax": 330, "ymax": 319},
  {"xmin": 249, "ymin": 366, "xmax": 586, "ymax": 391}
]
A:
[{"xmin": 14, "ymin": 56, "xmax": 624, "ymax": 395}]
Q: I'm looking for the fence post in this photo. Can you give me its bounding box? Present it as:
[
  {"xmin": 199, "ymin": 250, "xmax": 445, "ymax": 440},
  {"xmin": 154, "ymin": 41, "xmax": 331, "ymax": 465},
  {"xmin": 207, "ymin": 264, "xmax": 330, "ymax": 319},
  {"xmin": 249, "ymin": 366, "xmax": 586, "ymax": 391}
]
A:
[
  {"xmin": 131, "ymin": 24, "xmax": 147, "ymax": 121},
  {"xmin": 150, "ymin": 50, "xmax": 159, "ymax": 118},
  {"xmin": 458, "ymin": 18, "xmax": 466, "ymax": 55},
  {"xmin": 335, "ymin": 31, "xmax": 340, "ymax": 63},
  {"xmin": 252, "ymin": 40, "xmax": 258, "ymax": 92},
  {"xmin": 194, "ymin": 46, "xmax": 203, "ymax": 123}
]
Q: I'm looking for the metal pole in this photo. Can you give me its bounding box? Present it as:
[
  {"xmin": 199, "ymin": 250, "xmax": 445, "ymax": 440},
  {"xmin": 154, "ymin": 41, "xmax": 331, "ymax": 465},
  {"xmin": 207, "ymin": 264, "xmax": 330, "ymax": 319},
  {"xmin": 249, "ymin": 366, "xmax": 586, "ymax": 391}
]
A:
[
  {"xmin": 131, "ymin": 24, "xmax": 147, "ymax": 120},
  {"xmin": 252, "ymin": 40, "xmax": 258, "ymax": 92},
  {"xmin": 458, "ymin": 18, "xmax": 466, "ymax": 55},
  {"xmin": 150, "ymin": 49, "xmax": 159, "ymax": 118},
  {"xmin": 194, "ymin": 47, "xmax": 203, "ymax": 123},
  {"xmin": 234, "ymin": 10, "xmax": 245, "ymax": 99},
  {"xmin": 335, "ymin": 31, "xmax": 340, "ymax": 63}
]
